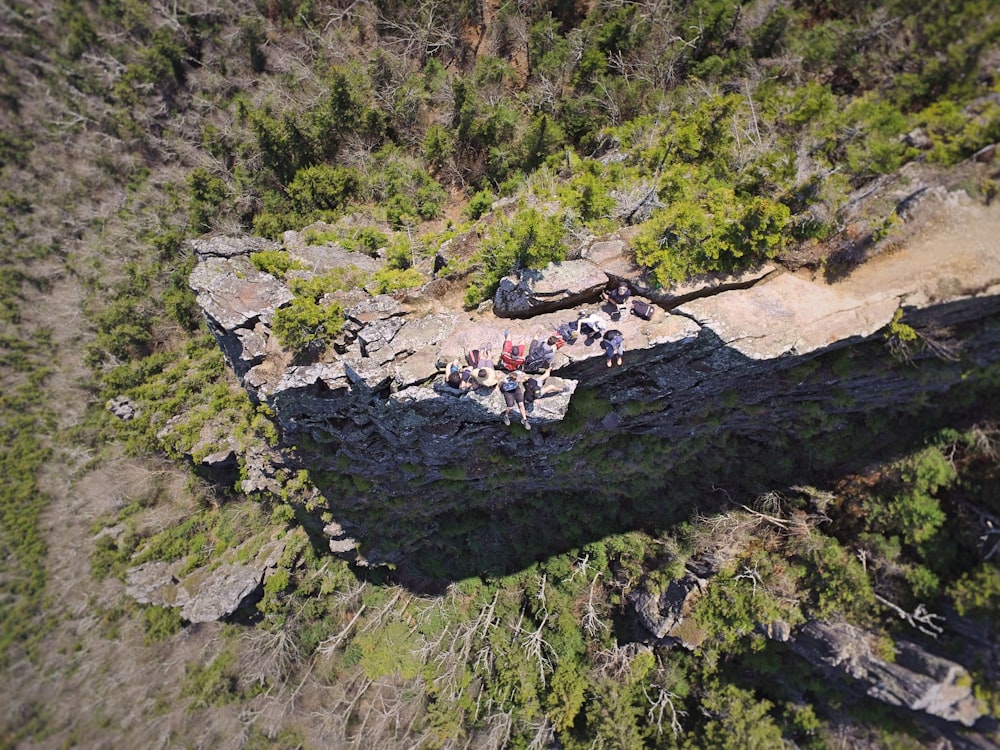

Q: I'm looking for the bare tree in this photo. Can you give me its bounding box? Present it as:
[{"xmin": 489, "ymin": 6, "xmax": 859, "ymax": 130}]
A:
[{"xmin": 644, "ymin": 683, "xmax": 685, "ymax": 739}]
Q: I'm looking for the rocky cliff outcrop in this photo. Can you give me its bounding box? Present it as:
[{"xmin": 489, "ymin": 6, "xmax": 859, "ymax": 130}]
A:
[
  {"xmin": 167, "ymin": 185, "xmax": 1000, "ymax": 730},
  {"xmin": 629, "ymin": 560, "xmax": 989, "ymax": 728},
  {"xmin": 125, "ymin": 536, "xmax": 286, "ymax": 623},
  {"xmin": 790, "ymin": 620, "xmax": 985, "ymax": 727},
  {"xmin": 184, "ymin": 194, "xmax": 1000, "ymax": 569}
]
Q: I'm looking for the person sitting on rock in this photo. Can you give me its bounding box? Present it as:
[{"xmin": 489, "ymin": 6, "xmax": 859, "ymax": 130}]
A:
[
  {"xmin": 464, "ymin": 342, "xmax": 494, "ymax": 370},
  {"xmin": 602, "ymin": 328, "xmax": 625, "ymax": 367},
  {"xmin": 499, "ymin": 330, "xmax": 529, "ymax": 371},
  {"xmin": 524, "ymin": 336, "xmax": 559, "ymax": 373},
  {"xmin": 469, "ymin": 363, "xmax": 500, "ymax": 388},
  {"xmin": 577, "ymin": 311, "xmax": 608, "ymax": 340},
  {"xmin": 499, "ymin": 370, "xmax": 531, "ymax": 429},
  {"xmin": 523, "ymin": 367, "xmax": 565, "ymax": 406},
  {"xmin": 602, "ymin": 282, "xmax": 632, "ymax": 319}
]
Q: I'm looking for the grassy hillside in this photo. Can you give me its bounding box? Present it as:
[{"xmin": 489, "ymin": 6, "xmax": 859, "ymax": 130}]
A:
[{"xmin": 2, "ymin": 0, "xmax": 999, "ymax": 747}]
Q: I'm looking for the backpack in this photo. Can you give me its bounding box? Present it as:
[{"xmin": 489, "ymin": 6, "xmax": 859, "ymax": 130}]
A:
[
  {"xmin": 523, "ymin": 377, "xmax": 541, "ymax": 404},
  {"xmin": 524, "ymin": 354, "xmax": 546, "ymax": 374},
  {"xmin": 556, "ymin": 322, "xmax": 577, "ymax": 344},
  {"xmin": 631, "ymin": 299, "xmax": 655, "ymax": 321}
]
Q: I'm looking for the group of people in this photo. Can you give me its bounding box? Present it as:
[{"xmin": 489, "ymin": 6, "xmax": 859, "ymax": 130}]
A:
[
  {"xmin": 445, "ymin": 330, "xmax": 566, "ymax": 429},
  {"xmin": 444, "ymin": 282, "xmax": 636, "ymax": 428}
]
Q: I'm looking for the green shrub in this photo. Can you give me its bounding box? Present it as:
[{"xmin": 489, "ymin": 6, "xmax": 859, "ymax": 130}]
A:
[
  {"xmin": 465, "ymin": 188, "xmax": 496, "ymax": 220},
  {"xmin": 250, "ymin": 249, "xmax": 303, "ymax": 279},
  {"xmin": 188, "ymin": 168, "xmax": 228, "ymax": 232},
  {"xmin": 463, "ymin": 205, "xmax": 567, "ymax": 306},
  {"xmin": 270, "ymin": 268, "xmax": 368, "ymax": 355},
  {"xmin": 182, "ymin": 648, "xmax": 243, "ymax": 708},
  {"xmin": 142, "ymin": 605, "xmax": 183, "ymax": 644},
  {"xmin": 948, "ymin": 564, "xmax": 1000, "ymax": 628},
  {"xmin": 351, "ymin": 620, "xmax": 422, "ymax": 679},
  {"xmin": 271, "ymin": 296, "xmax": 344, "ymax": 355},
  {"xmin": 632, "ymin": 183, "xmax": 790, "ymax": 287},
  {"xmin": 372, "ymin": 267, "xmax": 424, "ymax": 294},
  {"xmin": 864, "ymin": 446, "xmax": 954, "ymax": 546},
  {"xmin": 343, "ymin": 227, "xmax": 388, "ymax": 256},
  {"xmin": 696, "ymin": 682, "xmax": 785, "ymax": 750},
  {"xmin": 287, "ymin": 164, "xmax": 360, "ymax": 214}
]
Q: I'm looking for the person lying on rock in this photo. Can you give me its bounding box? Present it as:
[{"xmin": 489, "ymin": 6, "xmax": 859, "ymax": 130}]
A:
[
  {"xmin": 469, "ymin": 364, "xmax": 500, "ymax": 388},
  {"xmin": 499, "ymin": 371, "xmax": 531, "ymax": 429},
  {"xmin": 499, "ymin": 330, "xmax": 529, "ymax": 371},
  {"xmin": 602, "ymin": 282, "xmax": 632, "ymax": 319},
  {"xmin": 464, "ymin": 342, "xmax": 495, "ymax": 369},
  {"xmin": 524, "ymin": 335, "xmax": 559, "ymax": 373}
]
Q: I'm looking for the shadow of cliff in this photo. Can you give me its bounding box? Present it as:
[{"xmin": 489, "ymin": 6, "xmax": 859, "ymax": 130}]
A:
[{"xmin": 289, "ymin": 294, "xmax": 1000, "ymax": 594}]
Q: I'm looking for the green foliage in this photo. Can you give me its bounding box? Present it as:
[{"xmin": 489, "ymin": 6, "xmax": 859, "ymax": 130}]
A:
[
  {"xmin": 342, "ymin": 227, "xmax": 388, "ymax": 256},
  {"xmin": 633, "ymin": 180, "xmax": 790, "ymax": 287},
  {"xmin": 249, "ymin": 249, "xmax": 304, "ymax": 279},
  {"xmin": 693, "ymin": 559, "xmax": 799, "ymax": 657},
  {"xmin": 0, "ymin": 378, "xmax": 53, "ymax": 667},
  {"xmin": 368, "ymin": 147, "xmax": 447, "ymax": 226},
  {"xmin": 287, "ymin": 164, "xmax": 360, "ymax": 215},
  {"xmin": 465, "ymin": 188, "xmax": 496, "ymax": 220},
  {"xmin": 188, "ymin": 168, "xmax": 228, "ymax": 232},
  {"xmin": 464, "ymin": 205, "xmax": 567, "ymax": 306},
  {"xmin": 692, "ymin": 681, "xmax": 785, "ymax": 750},
  {"xmin": 560, "ymin": 168, "xmax": 614, "ymax": 223},
  {"xmin": 797, "ymin": 535, "xmax": 876, "ymax": 621},
  {"xmin": 182, "ymin": 646, "xmax": 247, "ymax": 708},
  {"xmin": 372, "ymin": 267, "xmax": 425, "ymax": 294},
  {"xmin": 142, "ymin": 605, "xmax": 183, "ymax": 644},
  {"xmin": 947, "ymin": 564, "xmax": 1000, "ymax": 629},
  {"xmin": 864, "ymin": 446, "xmax": 954, "ymax": 546},
  {"xmin": 546, "ymin": 659, "xmax": 588, "ymax": 733},
  {"xmin": 920, "ymin": 99, "xmax": 1000, "ymax": 166},
  {"xmin": 350, "ymin": 620, "xmax": 422, "ymax": 679},
  {"xmin": 270, "ymin": 269, "xmax": 361, "ymax": 355}
]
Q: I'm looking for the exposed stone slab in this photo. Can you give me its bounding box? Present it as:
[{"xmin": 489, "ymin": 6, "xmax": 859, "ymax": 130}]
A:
[
  {"xmin": 636, "ymin": 264, "xmax": 777, "ymax": 308},
  {"xmin": 284, "ymin": 241, "xmax": 381, "ymax": 275},
  {"xmin": 190, "ymin": 255, "xmax": 294, "ymax": 332},
  {"xmin": 789, "ymin": 620, "xmax": 986, "ymax": 726},
  {"xmin": 580, "ymin": 238, "xmax": 638, "ymax": 281},
  {"xmin": 125, "ymin": 538, "xmax": 286, "ymax": 623},
  {"xmin": 678, "ymin": 273, "xmax": 900, "ymax": 360},
  {"xmin": 494, "ymin": 259, "xmax": 610, "ymax": 318}
]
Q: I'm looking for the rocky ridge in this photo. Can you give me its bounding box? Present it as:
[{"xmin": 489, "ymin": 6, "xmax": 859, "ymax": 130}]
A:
[{"xmin": 153, "ymin": 185, "xmax": 1000, "ymax": 733}]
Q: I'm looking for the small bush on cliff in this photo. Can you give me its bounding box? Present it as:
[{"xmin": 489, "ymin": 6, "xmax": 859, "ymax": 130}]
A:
[
  {"xmin": 250, "ymin": 249, "xmax": 303, "ymax": 280},
  {"xmin": 270, "ymin": 268, "xmax": 366, "ymax": 355},
  {"xmin": 863, "ymin": 446, "xmax": 954, "ymax": 547}
]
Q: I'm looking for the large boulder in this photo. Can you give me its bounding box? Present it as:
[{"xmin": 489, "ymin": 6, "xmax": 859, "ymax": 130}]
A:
[
  {"xmin": 125, "ymin": 537, "xmax": 286, "ymax": 623},
  {"xmin": 789, "ymin": 620, "xmax": 987, "ymax": 727},
  {"xmin": 629, "ymin": 567, "xmax": 710, "ymax": 647},
  {"xmin": 494, "ymin": 260, "xmax": 609, "ymax": 318}
]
